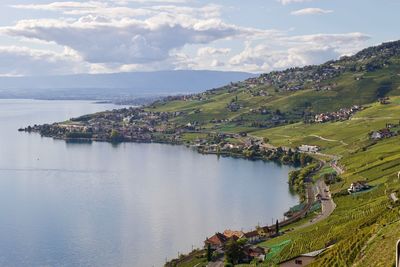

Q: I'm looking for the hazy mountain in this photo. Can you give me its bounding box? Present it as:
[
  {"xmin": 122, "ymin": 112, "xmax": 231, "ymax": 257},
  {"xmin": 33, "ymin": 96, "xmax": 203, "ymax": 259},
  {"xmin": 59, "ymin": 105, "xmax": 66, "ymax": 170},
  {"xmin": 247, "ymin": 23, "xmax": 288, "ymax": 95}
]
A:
[{"xmin": 0, "ymin": 70, "xmax": 254, "ymax": 101}]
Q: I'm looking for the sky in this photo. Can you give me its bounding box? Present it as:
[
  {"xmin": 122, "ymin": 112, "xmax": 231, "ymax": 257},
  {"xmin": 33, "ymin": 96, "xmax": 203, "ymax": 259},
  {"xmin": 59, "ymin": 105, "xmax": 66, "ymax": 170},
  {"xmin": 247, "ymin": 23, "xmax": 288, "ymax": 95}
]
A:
[{"xmin": 0, "ymin": 0, "xmax": 399, "ymax": 76}]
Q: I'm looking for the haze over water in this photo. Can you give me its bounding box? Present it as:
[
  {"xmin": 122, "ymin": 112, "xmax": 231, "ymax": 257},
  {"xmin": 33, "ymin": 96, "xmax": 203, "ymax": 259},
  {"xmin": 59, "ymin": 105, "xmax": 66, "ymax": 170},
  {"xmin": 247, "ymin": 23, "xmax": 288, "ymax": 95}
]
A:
[{"xmin": 0, "ymin": 99, "xmax": 298, "ymax": 266}]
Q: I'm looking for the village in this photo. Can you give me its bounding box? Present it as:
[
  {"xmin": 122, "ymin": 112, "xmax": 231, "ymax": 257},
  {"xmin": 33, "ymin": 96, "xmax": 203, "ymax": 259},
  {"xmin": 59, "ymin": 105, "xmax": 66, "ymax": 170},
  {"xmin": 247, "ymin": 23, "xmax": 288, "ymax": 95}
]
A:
[
  {"xmin": 314, "ymin": 105, "xmax": 362, "ymax": 123},
  {"xmin": 20, "ymin": 107, "xmax": 185, "ymax": 143},
  {"xmin": 370, "ymin": 121, "xmax": 400, "ymax": 140}
]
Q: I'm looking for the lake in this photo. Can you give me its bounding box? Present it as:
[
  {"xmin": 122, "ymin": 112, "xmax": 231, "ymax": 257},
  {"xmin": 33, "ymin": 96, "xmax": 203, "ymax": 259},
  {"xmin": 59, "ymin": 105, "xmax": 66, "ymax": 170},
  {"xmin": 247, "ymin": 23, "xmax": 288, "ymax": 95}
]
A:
[{"xmin": 0, "ymin": 99, "xmax": 298, "ymax": 266}]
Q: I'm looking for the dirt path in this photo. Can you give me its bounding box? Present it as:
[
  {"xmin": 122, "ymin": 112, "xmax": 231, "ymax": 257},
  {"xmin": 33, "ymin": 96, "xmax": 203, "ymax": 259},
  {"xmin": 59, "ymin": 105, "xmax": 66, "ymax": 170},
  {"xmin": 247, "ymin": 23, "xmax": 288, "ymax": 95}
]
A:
[{"xmin": 309, "ymin": 135, "xmax": 348, "ymax": 146}]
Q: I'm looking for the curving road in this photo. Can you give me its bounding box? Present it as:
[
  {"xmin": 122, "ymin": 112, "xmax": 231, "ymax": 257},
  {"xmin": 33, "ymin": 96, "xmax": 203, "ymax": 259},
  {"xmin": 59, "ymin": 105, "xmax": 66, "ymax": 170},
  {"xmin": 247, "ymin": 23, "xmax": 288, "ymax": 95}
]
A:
[{"xmin": 296, "ymin": 178, "xmax": 336, "ymax": 229}]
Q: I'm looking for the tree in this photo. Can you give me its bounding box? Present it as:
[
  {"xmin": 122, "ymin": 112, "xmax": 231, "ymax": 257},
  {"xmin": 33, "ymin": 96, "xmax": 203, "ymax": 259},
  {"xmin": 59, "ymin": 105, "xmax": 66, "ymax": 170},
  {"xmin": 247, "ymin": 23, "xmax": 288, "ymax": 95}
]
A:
[
  {"xmin": 110, "ymin": 129, "xmax": 124, "ymax": 142},
  {"xmin": 275, "ymin": 219, "xmax": 279, "ymax": 235},
  {"xmin": 224, "ymin": 239, "xmax": 246, "ymax": 265},
  {"xmin": 207, "ymin": 243, "xmax": 213, "ymax": 262}
]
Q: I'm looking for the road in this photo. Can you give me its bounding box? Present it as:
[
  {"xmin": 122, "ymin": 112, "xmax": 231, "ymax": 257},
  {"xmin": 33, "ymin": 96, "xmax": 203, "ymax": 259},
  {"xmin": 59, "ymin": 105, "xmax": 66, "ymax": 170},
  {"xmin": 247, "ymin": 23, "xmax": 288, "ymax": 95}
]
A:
[
  {"xmin": 296, "ymin": 179, "xmax": 336, "ymax": 229},
  {"xmin": 207, "ymin": 260, "xmax": 224, "ymax": 267},
  {"xmin": 274, "ymin": 161, "xmax": 324, "ymax": 229}
]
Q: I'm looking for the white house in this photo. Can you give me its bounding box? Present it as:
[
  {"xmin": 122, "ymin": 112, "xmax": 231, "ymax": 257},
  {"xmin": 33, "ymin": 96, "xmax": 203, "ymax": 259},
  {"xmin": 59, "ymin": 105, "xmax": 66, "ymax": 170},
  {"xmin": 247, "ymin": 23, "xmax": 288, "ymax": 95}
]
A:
[
  {"xmin": 348, "ymin": 181, "xmax": 370, "ymax": 194},
  {"xmin": 298, "ymin": 145, "xmax": 320, "ymax": 153}
]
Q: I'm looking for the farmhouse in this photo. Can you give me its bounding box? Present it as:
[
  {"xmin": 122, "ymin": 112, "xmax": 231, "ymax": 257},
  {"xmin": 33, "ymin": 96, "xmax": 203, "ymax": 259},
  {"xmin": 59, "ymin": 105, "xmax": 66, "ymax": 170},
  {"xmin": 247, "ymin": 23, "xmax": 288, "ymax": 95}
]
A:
[
  {"xmin": 279, "ymin": 247, "xmax": 327, "ymax": 267},
  {"xmin": 298, "ymin": 145, "xmax": 320, "ymax": 153},
  {"xmin": 348, "ymin": 181, "xmax": 370, "ymax": 194},
  {"xmin": 244, "ymin": 230, "xmax": 262, "ymax": 244},
  {"xmin": 370, "ymin": 128, "xmax": 394, "ymax": 140},
  {"xmin": 245, "ymin": 246, "xmax": 267, "ymax": 262}
]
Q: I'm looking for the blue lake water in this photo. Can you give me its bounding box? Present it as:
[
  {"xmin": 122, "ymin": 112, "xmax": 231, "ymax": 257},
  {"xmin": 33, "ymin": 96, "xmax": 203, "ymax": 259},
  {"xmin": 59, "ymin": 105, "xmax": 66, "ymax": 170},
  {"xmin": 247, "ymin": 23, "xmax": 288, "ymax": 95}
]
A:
[{"xmin": 0, "ymin": 99, "xmax": 298, "ymax": 266}]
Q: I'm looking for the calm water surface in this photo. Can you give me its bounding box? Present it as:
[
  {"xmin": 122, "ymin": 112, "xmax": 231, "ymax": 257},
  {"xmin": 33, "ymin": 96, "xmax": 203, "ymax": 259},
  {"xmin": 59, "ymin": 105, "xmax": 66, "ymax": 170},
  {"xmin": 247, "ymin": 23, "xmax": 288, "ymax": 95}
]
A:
[{"xmin": 0, "ymin": 99, "xmax": 298, "ymax": 266}]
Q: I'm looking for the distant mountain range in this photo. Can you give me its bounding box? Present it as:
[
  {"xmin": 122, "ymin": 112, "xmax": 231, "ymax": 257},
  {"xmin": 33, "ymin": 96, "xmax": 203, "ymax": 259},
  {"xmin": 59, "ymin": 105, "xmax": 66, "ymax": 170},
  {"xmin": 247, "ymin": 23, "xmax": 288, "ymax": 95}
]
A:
[{"xmin": 0, "ymin": 70, "xmax": 254, "ymax": 101}]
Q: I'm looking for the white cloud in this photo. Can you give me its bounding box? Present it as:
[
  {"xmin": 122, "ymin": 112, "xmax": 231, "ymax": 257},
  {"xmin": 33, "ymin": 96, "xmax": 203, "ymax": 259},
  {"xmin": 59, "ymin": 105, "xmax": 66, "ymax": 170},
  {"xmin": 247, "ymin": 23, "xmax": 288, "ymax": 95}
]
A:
[
  {"xmin": 0, "ymin": 46, "xmax": 89, "ymax": 76},
  {"xmin": 1, "ymin": 1, "xmax": 373, "ymax": 75},
  {"xmin": 285, "ymin": 32, "xmax": 370, "ymax": 45},
  {"xmin": 2, "ymin": 14, "xmax": 249, "ymax": 65},
  {"xmin": 10, "ymin": 2, "xmax": 216, "ymax": 19},
  {"xmin": 227, "ymin": 32, "xmax": 371, "ymax": 72},
  {"xmin": 115, "ymin": 0, "xmax": 190, "ymax": 3},
  {"xmin": 278, "ymin": 0, "xmax": 313, "ymax": 5},
  {"xmin": 291, "ymin": 8, "xmax": 333, "ymax": 16},
  {"xmin": 197, "ymin": 47, "xmax": 231, "ymax": 57}
]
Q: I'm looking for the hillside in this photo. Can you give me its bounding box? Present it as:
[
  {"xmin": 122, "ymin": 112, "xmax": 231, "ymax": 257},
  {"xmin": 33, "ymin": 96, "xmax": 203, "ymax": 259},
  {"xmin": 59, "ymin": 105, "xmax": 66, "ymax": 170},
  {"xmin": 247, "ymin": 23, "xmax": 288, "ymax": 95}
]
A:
[
  {"xmin": 249, "ymin": 97, "xmax": 400, "ymax": 266},
  {"xmin": 148, "ymin": 40, "xmax": 400, "ymax": 132}
]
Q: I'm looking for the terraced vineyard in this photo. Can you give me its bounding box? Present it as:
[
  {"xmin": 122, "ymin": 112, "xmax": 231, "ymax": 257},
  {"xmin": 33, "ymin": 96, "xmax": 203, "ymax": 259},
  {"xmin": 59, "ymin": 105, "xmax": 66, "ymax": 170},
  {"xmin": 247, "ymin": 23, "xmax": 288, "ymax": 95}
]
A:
[{"xmin": 234, "ymin": 99, "xmax": 400, "ymax": 267}]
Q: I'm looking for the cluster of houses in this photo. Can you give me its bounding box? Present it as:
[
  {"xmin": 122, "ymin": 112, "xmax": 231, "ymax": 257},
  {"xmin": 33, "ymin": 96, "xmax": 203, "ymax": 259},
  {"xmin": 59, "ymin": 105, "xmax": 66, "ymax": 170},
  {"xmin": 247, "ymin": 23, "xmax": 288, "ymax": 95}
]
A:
[
  {"xmin": 379, "ymin": 97, "xmax": 390, "ymax": 105},
  {"xmin": 348, "ymin": 181, "xmax": 371, "ymax": 194},
  {"xmin": 161, "ymin": 93, "xmax": 210, "ymax": 103},
  {"xmin": 227, "ymin": 101, "xmax": 241, "ymax": 112},
  {"xmin": 370, "ymin": 122, "xmax": 400, "ymax": 140},
  {"xmin": 205, "ymin": 229, "xmax": 332, "ymax": 266},
  {"xmin": 259, "ymin": 63, "xmax": 343, "ymax": 92},
  {"xmin": 250, "ymin": 107, "xmax": 270, "ymax": 115},
  {"xmin": 204, "ymin": 229, "xmax": 271, "ymax": 263},
  {"xmin": 314, "ymin": 105, "xmax": 362, "ymax": 123},
  {"xmin": 313, "ymin": 83, "xmax": 337, "ymax": 91},
  {"xmin": 21, "ymin": 107, "xmax": 191, "ymax": 143},
  {"xmin": 370, "ymin": 128, "xmax": 395, "ymax": 140},
  {"xmin": 193, "ymin": 134, "xmax": 261, "ymax": 153}
]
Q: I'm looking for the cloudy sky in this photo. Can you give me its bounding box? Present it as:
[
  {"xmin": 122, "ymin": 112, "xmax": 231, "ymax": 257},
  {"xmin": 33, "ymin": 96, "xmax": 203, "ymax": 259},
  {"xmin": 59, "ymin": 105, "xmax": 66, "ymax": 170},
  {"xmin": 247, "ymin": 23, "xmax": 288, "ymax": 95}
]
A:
[{"xmin": 0, "ymin": 0, "xmax": 398, "ymax": 76}]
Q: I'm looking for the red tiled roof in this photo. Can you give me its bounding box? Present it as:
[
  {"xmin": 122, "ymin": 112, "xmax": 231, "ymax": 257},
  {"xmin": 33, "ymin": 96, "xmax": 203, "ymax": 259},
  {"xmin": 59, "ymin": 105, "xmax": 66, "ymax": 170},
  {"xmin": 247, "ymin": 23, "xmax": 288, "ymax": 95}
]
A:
[{"xmin": 205, "ymin": 233, "xmax": 228, "ymax": 246}]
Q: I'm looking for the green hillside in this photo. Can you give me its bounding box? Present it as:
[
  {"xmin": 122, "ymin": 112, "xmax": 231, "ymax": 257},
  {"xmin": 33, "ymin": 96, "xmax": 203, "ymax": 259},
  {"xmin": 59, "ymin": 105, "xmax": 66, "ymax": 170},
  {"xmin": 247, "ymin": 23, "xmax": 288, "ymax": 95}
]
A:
[
  {"xmin": 148, "ymin": 40, "xmax": 400, "ymax": 134},
  {"xmin": 158, "ymin": 41, "xmax": 400, "ymax": 266}
]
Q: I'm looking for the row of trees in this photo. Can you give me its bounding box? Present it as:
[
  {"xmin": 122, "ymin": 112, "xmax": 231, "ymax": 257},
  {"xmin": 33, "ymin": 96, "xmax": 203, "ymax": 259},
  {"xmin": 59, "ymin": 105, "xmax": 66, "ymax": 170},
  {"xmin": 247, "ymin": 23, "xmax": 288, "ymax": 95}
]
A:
[
  {"xmin": 288, "ymin": 163, "xmax": 319, "ymax": 199},
  {"xmin": 242, "ymin": 145, "xmax": 313, "ymax": 167}
]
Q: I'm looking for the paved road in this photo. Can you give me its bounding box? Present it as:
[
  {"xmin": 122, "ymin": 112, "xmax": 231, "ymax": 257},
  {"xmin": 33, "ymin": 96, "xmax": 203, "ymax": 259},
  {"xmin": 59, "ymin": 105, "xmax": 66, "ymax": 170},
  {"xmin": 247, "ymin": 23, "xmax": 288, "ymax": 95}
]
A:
[
  {"xmin": 207, "ymin": 260, "xmax": 224, "ymax": 267},
  {"xmin": 296, "ymin": 179, "xmax": 336, "ymax": 229}
]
